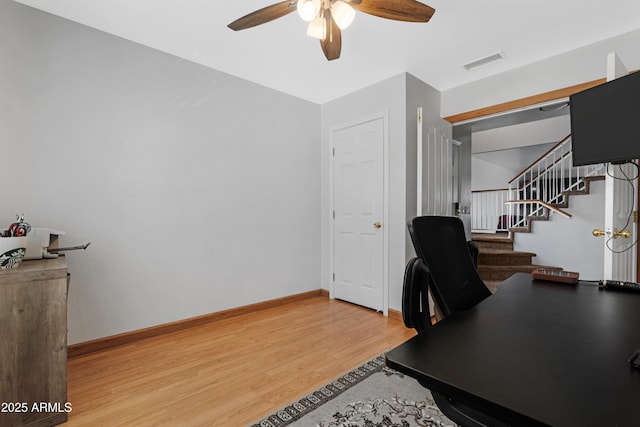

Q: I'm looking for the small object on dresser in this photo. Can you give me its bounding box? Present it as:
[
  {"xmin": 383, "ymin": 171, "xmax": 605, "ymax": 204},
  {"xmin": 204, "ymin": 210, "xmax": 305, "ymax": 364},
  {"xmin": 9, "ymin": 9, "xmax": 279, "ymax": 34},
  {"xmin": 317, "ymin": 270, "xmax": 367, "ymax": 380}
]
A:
[
  {"xmin": 0, "ymin": 214, "xmax": 31, "ymax": 268},
  {"xmin": 0, "ymin": 236, "xmax": 28, "ymax": 269},
  {"xmin": 531, "ymin": 267, "xmax": 579, "ymax": 284},
  {"xmin": 6, "ymin": 213, "xmax": 31, "ymax": 237}
]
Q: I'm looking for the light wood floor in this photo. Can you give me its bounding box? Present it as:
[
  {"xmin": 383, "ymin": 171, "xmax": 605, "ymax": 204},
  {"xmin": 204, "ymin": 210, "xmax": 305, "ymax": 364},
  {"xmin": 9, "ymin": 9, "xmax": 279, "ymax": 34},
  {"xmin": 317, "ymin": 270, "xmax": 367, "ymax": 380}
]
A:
[{"xmin": 66, "ymin": 296, "xmax": 416, "ymax": 426}]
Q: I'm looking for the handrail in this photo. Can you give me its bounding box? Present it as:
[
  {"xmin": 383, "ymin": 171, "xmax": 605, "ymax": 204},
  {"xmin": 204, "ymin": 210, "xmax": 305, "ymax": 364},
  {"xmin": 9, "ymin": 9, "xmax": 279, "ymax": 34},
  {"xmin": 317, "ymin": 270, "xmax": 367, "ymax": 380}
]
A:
[
  {"xmin": 471, "ymin": 188, "xmax": 509, "ymax": 193},
  {"xmin": 505, "ymin": 199, "xmax": 572, "ymax": 218},
  {"xmin": 508, "ymin": 134, "xmax": 571, "ymax": 184}
]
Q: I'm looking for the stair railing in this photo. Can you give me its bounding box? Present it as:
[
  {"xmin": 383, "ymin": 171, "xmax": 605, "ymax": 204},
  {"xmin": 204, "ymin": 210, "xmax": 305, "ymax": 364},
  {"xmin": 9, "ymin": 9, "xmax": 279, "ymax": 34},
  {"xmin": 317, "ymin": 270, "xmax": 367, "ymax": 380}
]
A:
[
  {"xmin": 505, "ymin": 135, "xmax": 604, "ymax": 230},
  {"xmin": 471, "ymin": 188, "xmax": 510, "ymax": 232},
  {"xmin": 471, "ymin": 135, "xmax": 605, "ymax": 233}
]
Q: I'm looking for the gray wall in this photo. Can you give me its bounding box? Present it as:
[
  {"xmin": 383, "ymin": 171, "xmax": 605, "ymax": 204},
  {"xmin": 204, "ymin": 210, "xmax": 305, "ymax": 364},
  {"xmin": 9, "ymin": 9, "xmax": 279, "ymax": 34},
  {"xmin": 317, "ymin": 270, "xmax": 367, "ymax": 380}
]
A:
[
  {"xmin": 514, "ymin": 181, "xmax": 605, "ymax": 280},
  {"xmin": 0, "ymin": 0, "xmax": 321, "ymax": 344}
]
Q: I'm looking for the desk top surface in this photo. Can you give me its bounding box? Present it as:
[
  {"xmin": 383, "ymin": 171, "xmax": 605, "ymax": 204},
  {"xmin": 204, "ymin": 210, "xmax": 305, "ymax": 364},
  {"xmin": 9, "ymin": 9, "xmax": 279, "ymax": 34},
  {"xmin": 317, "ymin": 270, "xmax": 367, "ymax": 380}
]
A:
[{"xmin": 386, "ymin": 273, "xmax": 640, "ymax": 427}]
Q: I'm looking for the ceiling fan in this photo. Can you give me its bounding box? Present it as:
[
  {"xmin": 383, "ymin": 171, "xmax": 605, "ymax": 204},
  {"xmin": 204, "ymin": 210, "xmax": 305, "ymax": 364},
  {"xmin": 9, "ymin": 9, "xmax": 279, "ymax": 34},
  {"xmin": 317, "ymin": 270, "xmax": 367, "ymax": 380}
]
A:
[{"xmin": 228, "ymin": 0, "xmax": 435, "ymax": 61}]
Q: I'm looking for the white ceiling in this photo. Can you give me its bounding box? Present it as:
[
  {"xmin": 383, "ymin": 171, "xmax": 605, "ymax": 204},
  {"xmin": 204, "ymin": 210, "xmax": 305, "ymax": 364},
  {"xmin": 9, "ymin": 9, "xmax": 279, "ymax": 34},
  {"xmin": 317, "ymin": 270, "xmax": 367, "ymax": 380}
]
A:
[{"xmin": 13, "ymin": 0, "xmax": 640, "ymax": 104}]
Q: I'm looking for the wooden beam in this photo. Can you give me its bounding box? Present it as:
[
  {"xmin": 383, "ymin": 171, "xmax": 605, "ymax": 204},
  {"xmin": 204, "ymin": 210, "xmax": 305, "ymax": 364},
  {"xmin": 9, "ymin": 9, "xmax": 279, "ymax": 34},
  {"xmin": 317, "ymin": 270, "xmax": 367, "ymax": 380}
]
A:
[{"xmin": 444, "ymin": 78, "xmax": 607, "ymax": 124}]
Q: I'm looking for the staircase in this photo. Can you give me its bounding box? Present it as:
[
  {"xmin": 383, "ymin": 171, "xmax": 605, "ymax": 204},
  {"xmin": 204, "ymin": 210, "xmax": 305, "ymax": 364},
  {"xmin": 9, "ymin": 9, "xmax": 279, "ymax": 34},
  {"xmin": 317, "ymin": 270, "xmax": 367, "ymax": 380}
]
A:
[
  {"xmin": 472, "ymin": 233, "xmax": 539, "ymax": 292},
  {"xmin": 472, "ymin": 135, "xmax": 605, "ymax": 234},
  {"xmin": 504, "ymin": 135, "xmax": 605, "ymax": 233},
  {"xmin": 471, "ymin": 135, "xmax": 606, "ymax": 288}
]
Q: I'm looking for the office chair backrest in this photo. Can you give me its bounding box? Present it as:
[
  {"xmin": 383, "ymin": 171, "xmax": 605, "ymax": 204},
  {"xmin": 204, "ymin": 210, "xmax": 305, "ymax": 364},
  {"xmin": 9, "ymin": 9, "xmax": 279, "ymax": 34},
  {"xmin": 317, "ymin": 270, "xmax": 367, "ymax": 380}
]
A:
[
  {"xmin": 410, "ymin": 216, "xmax": 491, "ymax": 318},
  {"xmin": 410, "ymin": 220, "xmax": 480, "ymax": 268}
]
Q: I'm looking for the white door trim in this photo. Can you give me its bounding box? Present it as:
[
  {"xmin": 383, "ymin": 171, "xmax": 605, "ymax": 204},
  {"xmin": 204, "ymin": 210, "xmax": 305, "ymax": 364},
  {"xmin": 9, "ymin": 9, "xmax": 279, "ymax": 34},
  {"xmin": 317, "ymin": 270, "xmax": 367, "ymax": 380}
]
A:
[
  {"xmin": 328, "ymin": 111, "xmax": 389, "ymax": 315},
  {"xmin": 603, "ymin": 52, "xmax": 637, "ymax": 281}
]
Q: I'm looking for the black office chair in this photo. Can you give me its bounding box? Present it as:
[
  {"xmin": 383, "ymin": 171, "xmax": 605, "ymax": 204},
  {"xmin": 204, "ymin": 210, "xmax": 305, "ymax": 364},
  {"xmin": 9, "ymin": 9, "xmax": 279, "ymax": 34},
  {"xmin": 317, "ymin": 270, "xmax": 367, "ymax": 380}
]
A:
[
  {"xmin": 409, "ymin": 215, "xmax": 491, "ymax": 318},
  {"xmin": 402, "ymin": 216, "xmax": 508, "ymax": 427}
]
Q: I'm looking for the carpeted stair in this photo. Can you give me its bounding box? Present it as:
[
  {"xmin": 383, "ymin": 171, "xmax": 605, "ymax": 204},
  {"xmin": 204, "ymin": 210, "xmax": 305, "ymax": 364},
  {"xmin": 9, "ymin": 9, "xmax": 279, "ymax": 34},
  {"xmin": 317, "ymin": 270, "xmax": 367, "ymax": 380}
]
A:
[{"xmin": 472, "ymin": 233, "xmax": 539, "ymax": 292}]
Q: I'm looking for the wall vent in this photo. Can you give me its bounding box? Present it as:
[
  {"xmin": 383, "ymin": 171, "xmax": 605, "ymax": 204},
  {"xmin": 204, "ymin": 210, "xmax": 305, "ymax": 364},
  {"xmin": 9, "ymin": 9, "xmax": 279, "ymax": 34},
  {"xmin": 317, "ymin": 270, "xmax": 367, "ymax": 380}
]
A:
[{"xmin": 463, "ymin": 51, "xmax": 505, "ymax": 71}]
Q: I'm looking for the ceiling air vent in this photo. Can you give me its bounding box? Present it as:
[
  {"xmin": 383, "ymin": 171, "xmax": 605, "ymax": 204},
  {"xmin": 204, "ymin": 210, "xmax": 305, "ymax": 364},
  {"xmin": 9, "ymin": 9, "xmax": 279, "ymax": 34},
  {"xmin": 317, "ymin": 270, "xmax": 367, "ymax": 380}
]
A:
[{"xmin": 463, "ymin": 51, "xmax": 505, "ymax": 71}]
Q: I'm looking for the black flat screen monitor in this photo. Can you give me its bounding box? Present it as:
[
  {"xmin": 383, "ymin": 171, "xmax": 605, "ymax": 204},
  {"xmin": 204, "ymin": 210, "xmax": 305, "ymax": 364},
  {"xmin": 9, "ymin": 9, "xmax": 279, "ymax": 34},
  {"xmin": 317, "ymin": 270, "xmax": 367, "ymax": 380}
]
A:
[{"xmin": 570, "ymin": 71, "xmax": 640, "ymax": 166}]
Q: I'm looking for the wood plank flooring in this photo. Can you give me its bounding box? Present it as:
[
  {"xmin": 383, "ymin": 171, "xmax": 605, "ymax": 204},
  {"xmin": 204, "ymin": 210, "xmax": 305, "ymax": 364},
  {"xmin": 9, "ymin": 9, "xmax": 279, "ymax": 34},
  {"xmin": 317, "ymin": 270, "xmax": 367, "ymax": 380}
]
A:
[{"xmin": 66, "ymin": 296, "xmax": 416, "ymax": 426}]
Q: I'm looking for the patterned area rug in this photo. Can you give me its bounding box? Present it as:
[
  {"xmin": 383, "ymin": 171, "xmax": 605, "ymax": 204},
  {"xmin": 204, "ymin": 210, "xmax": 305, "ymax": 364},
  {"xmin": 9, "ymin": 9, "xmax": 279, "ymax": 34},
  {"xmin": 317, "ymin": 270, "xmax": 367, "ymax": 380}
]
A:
[{"xmin": 249, "ymin": 355, "xmax": 456, "ymax": 427}]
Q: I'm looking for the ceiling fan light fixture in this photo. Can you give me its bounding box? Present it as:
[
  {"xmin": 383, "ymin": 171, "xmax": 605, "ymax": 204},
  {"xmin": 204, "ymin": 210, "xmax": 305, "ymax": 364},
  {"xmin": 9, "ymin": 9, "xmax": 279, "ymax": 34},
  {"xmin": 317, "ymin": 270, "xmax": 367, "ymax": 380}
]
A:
[
  {"xmin": 228, "ymin": 0, "xmax": 436, "ymax": 60},
  {"xmin": 331, "ymin": 1, "xmax": 355, "ymax": 29},
  {"xmin": 297, "ymin": 0, "xmax": 321, "ymax": 21},
  {"xmin": 306, "ymin": 16, "xmax": 326, "ymax": 39}
]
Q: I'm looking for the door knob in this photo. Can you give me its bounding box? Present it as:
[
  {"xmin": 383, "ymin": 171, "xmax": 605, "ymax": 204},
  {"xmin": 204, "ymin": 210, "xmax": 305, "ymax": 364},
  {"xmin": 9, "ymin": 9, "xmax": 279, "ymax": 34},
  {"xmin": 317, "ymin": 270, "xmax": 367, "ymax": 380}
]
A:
[
  {"xmin": 373, "ymin": 222, "xmax": 382, "ymax": 229},
  {"xmin": 593, "ymin": 228, "xmax": 632, "ymax": 238},
  {"xmin": 614, "ymin": 228, "xmax": 632, "ymax": 239}
]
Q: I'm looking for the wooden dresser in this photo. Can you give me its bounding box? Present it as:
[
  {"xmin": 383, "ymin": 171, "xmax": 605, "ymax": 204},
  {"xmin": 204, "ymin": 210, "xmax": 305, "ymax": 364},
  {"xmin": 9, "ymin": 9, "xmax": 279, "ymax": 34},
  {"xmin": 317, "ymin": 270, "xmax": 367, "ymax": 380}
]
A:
[{"xmin": 0, "ymin": 258, "xmax": 69, "ymax": 427}]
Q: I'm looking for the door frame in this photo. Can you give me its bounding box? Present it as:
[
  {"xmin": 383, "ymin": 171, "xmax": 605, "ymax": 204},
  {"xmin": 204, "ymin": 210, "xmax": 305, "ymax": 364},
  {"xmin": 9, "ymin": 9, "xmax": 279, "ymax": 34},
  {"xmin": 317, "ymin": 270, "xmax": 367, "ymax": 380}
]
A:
[{"xmin": 328, "ymin": 111, "xmax": 390, "ymax": 315}]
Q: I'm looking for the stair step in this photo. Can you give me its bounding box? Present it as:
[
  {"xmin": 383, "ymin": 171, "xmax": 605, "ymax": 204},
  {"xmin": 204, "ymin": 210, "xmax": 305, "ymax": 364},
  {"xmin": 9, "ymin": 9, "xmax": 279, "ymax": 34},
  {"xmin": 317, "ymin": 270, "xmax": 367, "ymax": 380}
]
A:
[
  {"xmin": 471, "ymin": 232, "xmax": 510, "ymax": 241},
  {"xmin": 471, "ymin": 233, "xmax": 513, "ymax": 251},
  {"xmin": 478, "ymin": 250, "xmax": 536, "ymax": 266},
  {"xmin": 474, "ymin": 241, "xmax": 514, "ymax": 251}
]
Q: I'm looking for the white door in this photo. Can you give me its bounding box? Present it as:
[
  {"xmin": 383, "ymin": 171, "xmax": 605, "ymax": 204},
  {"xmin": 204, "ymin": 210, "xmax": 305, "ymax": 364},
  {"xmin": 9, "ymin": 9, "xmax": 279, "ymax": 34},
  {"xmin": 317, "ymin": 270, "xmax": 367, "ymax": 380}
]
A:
[
  {"xmin": 416, "ymin": 108, "xmax": 454, "ymax": 217},
  {"xmin": 422, "ymin": 127, "xmax": 454, "ymax": 216},
  {"xmin": 332, "ymin": 117, "xmax": 384, "ymax": 311},
  {"xmin": 603, "ymin": 53, "xmax": 637, "ymax": 281}
]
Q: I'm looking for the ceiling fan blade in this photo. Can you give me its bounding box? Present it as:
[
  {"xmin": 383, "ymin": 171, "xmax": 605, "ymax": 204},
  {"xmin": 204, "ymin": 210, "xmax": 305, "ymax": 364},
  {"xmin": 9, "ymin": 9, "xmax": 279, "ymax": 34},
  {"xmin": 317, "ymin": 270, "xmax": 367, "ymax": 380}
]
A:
[
  {"xmin": 228, "ymin": 1, "xmax": 296, "ymax": 31},
  {"xmin": 320, "ymin": 12, "xmax": 342, "ymax": 61},
  {"xmin": 350, "ymin": 0, "xmax": 435, "ymax": 22}
]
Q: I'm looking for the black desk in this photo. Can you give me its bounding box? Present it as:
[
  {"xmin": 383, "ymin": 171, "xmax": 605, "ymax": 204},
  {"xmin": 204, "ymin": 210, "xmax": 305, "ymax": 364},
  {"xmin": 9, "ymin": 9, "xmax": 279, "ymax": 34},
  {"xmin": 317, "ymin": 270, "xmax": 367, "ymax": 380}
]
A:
[{"xmin": 386, "ymin": 273, "xmax": 640, "ymax": 426}]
